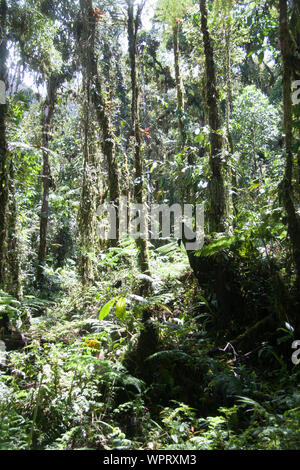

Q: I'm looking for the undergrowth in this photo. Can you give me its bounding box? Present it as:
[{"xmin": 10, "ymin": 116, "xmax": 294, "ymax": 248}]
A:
[{"xmin": 0, "ymin": 241, "xmax": 299, "ymax": 450}]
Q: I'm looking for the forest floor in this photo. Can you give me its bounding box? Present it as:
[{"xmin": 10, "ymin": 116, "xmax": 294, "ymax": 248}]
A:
[{"xmin": 0, "ymin": 240, "xmax": 300, "ymax": 450}]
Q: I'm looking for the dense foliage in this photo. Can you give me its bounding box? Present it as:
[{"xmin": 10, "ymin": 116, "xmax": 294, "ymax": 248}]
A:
[{"xmin": 0, "ymin": 0, "xmax": 299, "ymax": 451}]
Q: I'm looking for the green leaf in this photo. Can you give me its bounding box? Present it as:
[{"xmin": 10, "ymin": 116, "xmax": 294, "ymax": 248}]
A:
[
  {"xmin": 198, "ymin": 295, "xmax": 213, "ymax": 314},
  {"xmin": 115, "ymin": 297, "xmax": 127, "ymax": 322},
  {"xmin": 249, "ymin": 182, "xmax": 261, "ymax": 191},
  {"xmin": 99, "ymin": 298, "xmax": 117, "ymax": 321}
]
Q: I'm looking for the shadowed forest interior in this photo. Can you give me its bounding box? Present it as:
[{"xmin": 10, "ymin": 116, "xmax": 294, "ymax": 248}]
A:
[{"xmin": 0, "ymin": 0, "xmax": 300, "ymax": 451}]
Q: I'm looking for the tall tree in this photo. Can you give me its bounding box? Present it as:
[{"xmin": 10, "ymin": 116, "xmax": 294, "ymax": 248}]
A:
[
  {"xmin": 200, "ymin": 0, "xmax": 227, "ymax": 233},
  {"xmin": 36, "ymin": 9, "xmax": 75, "ymax": 283},
  {"xmin": 0, "ymin": 0, "xmax": 20, "ymax": 331},
  {"xmin": 279, "ymin": 0, "xmax": 300, "ymax": 296},
  {"xmin": 37, "ymin": 75, "xmax": 60, "ymax": 283},
  {"xmin": 8, "ymin": 0, "xmax": 76, "ymax": 285},
  {"xmin": 6, "ymin": 159, "xmax": 22, "ymax": 299},
  {"xmin": 78, "ymin": 0, "xmax": 120, "ymax": 269},
  {"xmin": 172, "ymin": 18, "xmax": 186, "ymax": 149},
  {"xmin": 213, "ymin": 0, "xmax": 236, "ymax": 214},
  {"xmin": 77, "ymin": 0, "xmax": 121, "ymax": 282},
  {"xmin": 127, "ymin": 0, "xmax": 150, "ymax": 276},
  {"xmin": 156, "ymin": 0, "xmax": 192, "ymax": 150},
  {"xmin": 0, "ymin": 0, "xmax": 8, "ymax": 292}
]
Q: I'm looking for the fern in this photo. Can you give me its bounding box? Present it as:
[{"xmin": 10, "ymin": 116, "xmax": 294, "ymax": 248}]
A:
[
  {"xmin": 155, "ymin": 241, "xmax": 179, "ymax": 256},
  {"xmin": 146, "ymin": 350, "xmax": 193, "ymax": 363},
  {"xmin": 194, "ymin": 235, "xmax": 236, "ymax": 257},
  {"xmin": 0, "ymin": 290, "xmax": 21, "ymax": 328},
  {"xmin": 119, "ymin": 374, "xmax": 144, "ymax": 394}
]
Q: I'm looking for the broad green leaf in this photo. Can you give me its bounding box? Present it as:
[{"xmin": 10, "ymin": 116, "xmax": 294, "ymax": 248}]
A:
[
  {"xmin": 99, "ymin": 298, "xmax": 117, "ymax": 321},
  {"xmin": 115, "ymin": 297, "xmax": 126, "ymax": 322}
]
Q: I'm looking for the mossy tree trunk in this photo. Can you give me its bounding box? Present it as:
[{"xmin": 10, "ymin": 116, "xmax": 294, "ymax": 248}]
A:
[
  {"xmin": 78, "ymin": 86, "xmax": 97, "ymax": 285},
  {"xmin": 37, "ymin": 75, "xmax": 59, "ymax": 285},
  {"xmin": 6, "ymin": 160, "xmax": 22, "ymax": 300},
  {"xmin": 0, "ymin": 0, "xmax": 8, "ymax": 293},
  {"xmin": 172, "ymin": 21, "xmax": 186, "ymax": 150},
  {"xmin": 79, "ymin": 0, "xmax": 120, "ymax": 251},
  {"xmin": 224, "ymin": 20, "xmax": 237, "ymax": 218},
  {"xmin": 279, "ymin": 0, "xmax": 300, "ymax": 286},
  {"xmin": 200, "ymin": 0, "xmax": 227, "ymax": 233},
  {"xmin": 0, "ymin": 0, "xmax": 22, "ymax": 329},
  {"xmin": 279, "ymin": 0, "xmax": 300, "ymax": 335},
  {"xmin": 183, "ymin": 1, "xmax": 231, "ymax": 329},
  {"xmin": 77, "ymin": 19, "xmax": 98, "ymax": 283},
  {"xmin": 225, "ymin": 23, "xmax": 233, "ymax": 154},
  {"xmin": 127, "ymin": 0, "xmax": 150, "ymax": 276}
]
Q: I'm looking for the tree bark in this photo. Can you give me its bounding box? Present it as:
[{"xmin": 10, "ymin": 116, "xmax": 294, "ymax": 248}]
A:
[
  {"xmin": 127, "ymin": 0, "xmax": 150, "ymax": 276},
  {"xmin": 37, "ymin": 75, "xmax": 59, "ymax": 284},
  {"xmin": 0, "ymin": 0, "xmax": 8, "ymax": 293},
  {"xmin": 6, "ymin": 160, "xmax": 22, "ymax": 300},
  {"xmin": 279, "ymin": 0, "xmax": 300, "ymax": 299},
  {"xmin": 224, "ymin": 21, "xmax": 237, "ymax": 218},
  {"xmin": 172, "ymin": 21, "xmax": 186, "ymax": 149},
  {"xmin": 78, "ymin": 72, "xmax": 98, "ymax": 284},
  {"xmin": 279, "ymin": 0, "xmax": 300, "ymax": 284},
  {"xmin": 79, "ymin": 0, "xmax": 120, "ymax": 244},
  {"xmin": 0, "ymin": 1, "xmax": 22, "ymax": 329},
  {"xmin": 225, "ymin": 24, "xmax": 233, "ymax": 154},
  {"xmin": 200, "ymin": 0, "xmax": 227, "ymax": 233}
]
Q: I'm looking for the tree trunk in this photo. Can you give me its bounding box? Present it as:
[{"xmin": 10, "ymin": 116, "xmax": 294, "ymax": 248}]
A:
[
  {"xmin": 6, "ymin": 160, "xmax": 22, "ymax": 300},
  {"xmin": 37, "ymin": 75, "xmax": 58, "ymax": 284},
  {"xmin": 127, "ymin": 0, "xmax": 150, "ymax": 276},
  {"xmin": 225, "ymin": 24, "xmax": 233, "ymax": 154},
  {"xmin": 78, "ymin": 73, "xmax": 98, "ymax": 284},
  {"xmin": 182, "ymin": 0, "xmax": 230, "ymax": 327},
  {"xmin": 279, "ymin": 0, "xmax": 300, "ymax": 335},
  {"xmin": 200, "ymin": 0, "xmax": 227, "ymax": 233},
  {"xmin": 0, "ymin": 1, "xmax": 22, "ymax": 329},
  {"xmin": 172, "ymin": 21, "xmax": 186, "ymax": 149},
  {"xmin": 279, "ymin": 0, "xmax": 300, "ymax": 286},
  {"xmin": 224, "ymin": 21, "xmax": 237, "ymax": 218},
  {"xmin": 0, "ymin": 0, "xmax": 8, "ymax": 295},
  {"xmin": 79, "ymin": 0, "xmax": 120, "ymax": 246}
]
